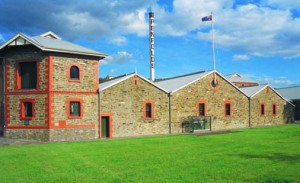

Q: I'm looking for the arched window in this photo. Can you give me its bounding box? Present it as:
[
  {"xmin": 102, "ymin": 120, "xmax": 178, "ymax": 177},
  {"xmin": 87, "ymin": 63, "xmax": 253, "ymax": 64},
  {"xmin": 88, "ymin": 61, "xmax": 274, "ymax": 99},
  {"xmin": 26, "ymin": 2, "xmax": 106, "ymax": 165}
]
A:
[{"xmin": 70, "ymin": 66, "xmax": 79, "ymax": 80}]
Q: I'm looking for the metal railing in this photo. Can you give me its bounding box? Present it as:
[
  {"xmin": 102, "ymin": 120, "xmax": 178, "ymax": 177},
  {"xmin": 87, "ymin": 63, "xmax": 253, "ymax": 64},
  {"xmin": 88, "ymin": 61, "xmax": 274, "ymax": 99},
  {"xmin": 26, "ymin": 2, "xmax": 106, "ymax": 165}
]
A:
[{"xmin": 182, "ymin": 116, "xmax": 211, "ymax": 133}]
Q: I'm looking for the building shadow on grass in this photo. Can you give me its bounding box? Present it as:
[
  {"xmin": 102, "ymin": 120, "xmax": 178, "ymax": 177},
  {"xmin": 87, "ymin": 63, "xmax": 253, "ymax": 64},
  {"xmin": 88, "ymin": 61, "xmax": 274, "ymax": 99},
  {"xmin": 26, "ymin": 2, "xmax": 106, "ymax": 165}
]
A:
[
  {"xmin": 187, "ymin": 130, "xmax": 242, "ymax": 136},
  {"xmin": 238, "ymin": 153, "xmax": 300, "ymax": 164}
]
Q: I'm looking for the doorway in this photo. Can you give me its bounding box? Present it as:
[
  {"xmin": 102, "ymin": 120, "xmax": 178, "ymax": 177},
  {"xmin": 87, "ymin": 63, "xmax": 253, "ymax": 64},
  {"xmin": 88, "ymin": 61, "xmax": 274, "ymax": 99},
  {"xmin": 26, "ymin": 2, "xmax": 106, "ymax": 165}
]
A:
[{"xmin": 100, "ymin": 114, "xmax": 112, "ymax": 138}]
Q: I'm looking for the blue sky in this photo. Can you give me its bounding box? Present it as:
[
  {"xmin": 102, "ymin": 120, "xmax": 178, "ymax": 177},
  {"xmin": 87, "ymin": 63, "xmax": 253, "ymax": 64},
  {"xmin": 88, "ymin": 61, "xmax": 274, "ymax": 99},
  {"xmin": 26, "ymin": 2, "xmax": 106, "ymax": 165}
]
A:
[{"xmin": 0, "ymin": 0, "xmax": 299, "ymax": 88}]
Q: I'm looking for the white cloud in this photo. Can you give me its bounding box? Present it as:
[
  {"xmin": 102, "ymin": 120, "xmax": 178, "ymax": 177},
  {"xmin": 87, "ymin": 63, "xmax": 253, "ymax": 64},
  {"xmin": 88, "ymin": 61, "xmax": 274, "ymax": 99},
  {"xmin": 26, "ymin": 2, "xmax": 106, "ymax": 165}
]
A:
[
  {"xmin": 108, "ymin": 36, "xmax": 127, "ymax": 45},
  {"xmin": 118, "ymin": 8, "xmax": 148, "ymax": 36},
  {"xmin": 150, "ymin": 0, "xmax": 300, "ymax": 58},
  {"xmin": 104, "ymin": 51, "xmax": 133, "ymax": 64},
  {"xmin": 233, "ymin": 54, "xmax": 250, "ymax": 61},
  {"xmin": 1, "ymin": 0, "xmax": 300, "ymax": 59},
  {"xmin": 197, "ymin": 3, "xmax": 300, "ymax": 58},
  {"xmin": 262, "ymin": 0, "xmax": 300, "ymax": 10},
  {"xmin": 153, "ymin": 0, "xmax": 234, "ymax": 36}
]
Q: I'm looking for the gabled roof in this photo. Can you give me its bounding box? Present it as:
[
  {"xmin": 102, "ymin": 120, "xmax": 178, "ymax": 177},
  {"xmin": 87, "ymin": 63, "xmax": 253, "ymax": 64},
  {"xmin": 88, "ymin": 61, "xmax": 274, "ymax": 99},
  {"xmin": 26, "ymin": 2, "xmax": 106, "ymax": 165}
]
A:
[
  {"xmin": 0, "ymin": 32, "xmax": 106, "ymax": 58},
  {"xmin": 155, "ymin": 70, "xmax": 248, "ymax": 96},
  {"xmin": 240, "ymin": 84, "xmax": 294, "ymax": 105},
  {"xmin": 276, "ymin": 86, "xmax": 300, "ymax": 100},
  {"xmin": 99, "ymin": 72, "xmax": 168, "ymax": 93},
  {"xmin": 240, "ymin": 84, "xmax": 268, "ymax": 98},
  {"xmin": 155, "ymin": 71, "xmax": 213, "ymax": 93},
  {"xmin": 225, "ymin": 73, "xmax": 258, "ymax": 84}
]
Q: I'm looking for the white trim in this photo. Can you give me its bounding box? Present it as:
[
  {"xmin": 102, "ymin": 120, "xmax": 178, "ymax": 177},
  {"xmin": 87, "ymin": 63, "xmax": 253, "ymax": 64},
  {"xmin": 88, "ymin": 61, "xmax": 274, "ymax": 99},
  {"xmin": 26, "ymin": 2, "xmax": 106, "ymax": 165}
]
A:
[
  {"xmin": 0, "ymin": 33, "xmax": 41, "ymax": 50},
  {"xmin": 247, "ymin": 84, "xmax": 294, "ymax": 106},
  {"xmin": 0, "ymin": 33, "xmax": 106, "ymax": 58},
  {"xmin": 136, "ymin": 73, "xmax": 169, "ymax": 93},
  {"xmin": 40, "ymin": 31, "xmax": 61, "ymax": 39},
  {"xmin": 269, "ymin": 85, "xmax": 295, "ymax": 106},
  {"xmin": 248, "ymin": 85, "xmax": 268, "ymax": 99},
  {"xmin": 100, "ymin": 73, "xmax": 135, "ymax": 91},
  {"xmin": 170, "ymin": 71, "xmax": 213, "ymax": 94},
  {"xmin": 213, "ymin": 70, "xmax": 249, "ymax": 97},
  {"xmin": 100, "ymin": 73, "xmax": 168, "ymax": 93}
]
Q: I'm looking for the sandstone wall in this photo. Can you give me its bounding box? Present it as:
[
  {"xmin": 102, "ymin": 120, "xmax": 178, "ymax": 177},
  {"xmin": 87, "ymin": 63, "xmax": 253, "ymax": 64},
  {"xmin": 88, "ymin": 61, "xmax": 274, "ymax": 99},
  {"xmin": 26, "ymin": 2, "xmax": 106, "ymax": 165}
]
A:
[
  {"xmin": 5, "ymin": 129, "xmax": 49, "ymax": 141},
  {"xmin": 250, "ymin": 87, "xmax": 294, "ymax": 127},
  {"xmin": 4, "ymin": 48, "xmax": 47, "ymax": 91},
  {"xmin": 51, "ymin": 55, "xmax": 98, "ymax": 92},
  {"xmin": 7, "ymin": 94, "xmax": 47, "ymax": 126},
  {"xmin": 170, "ymin": 73, "xmax": 249, "ymax": 133},
  {"xmin": 3, "ymin": 47, "xmax": 100, "ymax": 142},
  {"xmin": 100, "ymin": 76, "xmax": 169, "ymax": 137},
  {"xmin": 49, "ymin": 128, "xmax": 96, "ymax": 142}
]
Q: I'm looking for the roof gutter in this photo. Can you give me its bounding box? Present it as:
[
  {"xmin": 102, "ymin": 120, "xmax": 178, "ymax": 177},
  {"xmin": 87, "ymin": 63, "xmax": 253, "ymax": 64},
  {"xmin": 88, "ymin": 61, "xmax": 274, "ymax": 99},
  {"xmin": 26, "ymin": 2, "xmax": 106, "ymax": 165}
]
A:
[{"xmin": 40, "ymin": 47, "xmax": 107, "ymax": 58}]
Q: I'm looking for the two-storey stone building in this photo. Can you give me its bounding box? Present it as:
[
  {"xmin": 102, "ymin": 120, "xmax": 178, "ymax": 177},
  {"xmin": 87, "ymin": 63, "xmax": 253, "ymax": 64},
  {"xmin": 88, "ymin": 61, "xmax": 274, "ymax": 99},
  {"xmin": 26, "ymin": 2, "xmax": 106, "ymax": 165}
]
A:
[{"xmin": 0, "ymin": 32, "xmax": 106, "ymax": 141}]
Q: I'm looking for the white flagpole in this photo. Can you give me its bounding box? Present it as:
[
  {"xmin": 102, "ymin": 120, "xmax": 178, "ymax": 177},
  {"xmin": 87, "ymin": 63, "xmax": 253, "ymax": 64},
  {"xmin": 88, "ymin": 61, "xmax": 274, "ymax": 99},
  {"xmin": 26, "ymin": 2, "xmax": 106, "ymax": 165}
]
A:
[{"xmin": 211, "ymin": 12, "xmax": 217, "ymax": 84}]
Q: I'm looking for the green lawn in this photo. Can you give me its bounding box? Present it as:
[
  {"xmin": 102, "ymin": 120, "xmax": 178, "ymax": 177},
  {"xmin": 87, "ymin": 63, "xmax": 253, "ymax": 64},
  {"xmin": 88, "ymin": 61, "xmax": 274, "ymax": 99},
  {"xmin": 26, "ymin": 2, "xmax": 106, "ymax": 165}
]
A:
[{"xmin": 0, "ymin": 124, "xmax": 300, "ymax": 183}]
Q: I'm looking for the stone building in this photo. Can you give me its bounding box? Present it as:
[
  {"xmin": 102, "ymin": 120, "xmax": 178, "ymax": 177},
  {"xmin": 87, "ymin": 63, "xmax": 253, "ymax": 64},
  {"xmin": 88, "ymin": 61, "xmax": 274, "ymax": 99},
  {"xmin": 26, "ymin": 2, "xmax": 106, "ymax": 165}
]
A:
[
  {"xmin": 0, "ymin": 31, "xmax": 295, "ymax": 142},
  {"xmin": 155, "ymin": 70, "xmax": 250, "ymax": 133},
  {"xmin": 241, "ymin": 84, "xmax": 295, "ymax": 126},
  {"xmin": 99, "ymin": 73, "xmax": 169, "ymax": 138},
  {"xmin": 0, "ymin": 32, "xmax": 106, "ymax": 141},
  {"xmin": 276, "ymin": 86, "xmax": 300, "ymax": 121}
]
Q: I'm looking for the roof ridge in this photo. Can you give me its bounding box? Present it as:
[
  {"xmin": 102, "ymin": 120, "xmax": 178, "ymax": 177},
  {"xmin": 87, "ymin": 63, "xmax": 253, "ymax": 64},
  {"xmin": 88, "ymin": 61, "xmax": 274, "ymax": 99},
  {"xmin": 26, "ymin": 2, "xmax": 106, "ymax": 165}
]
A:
[
  {"xmin": 155, "ymin": 70, "xmax": 207, "ymax": 82},
  {"xmin": 99, "ymin": 72, "xmax": 135, "ymax": 83},
  {"xmin": 276, "ymin": 85, "xmax": 300, "ymax": 90}
]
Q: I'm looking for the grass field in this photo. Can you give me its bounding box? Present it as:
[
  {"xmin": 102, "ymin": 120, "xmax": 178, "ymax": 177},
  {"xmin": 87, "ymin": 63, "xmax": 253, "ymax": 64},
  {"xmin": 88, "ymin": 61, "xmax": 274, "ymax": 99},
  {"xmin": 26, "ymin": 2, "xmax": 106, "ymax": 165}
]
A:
[{"xmin": 0, "ymin": 124, "xmax": 300, "ymax": 183}]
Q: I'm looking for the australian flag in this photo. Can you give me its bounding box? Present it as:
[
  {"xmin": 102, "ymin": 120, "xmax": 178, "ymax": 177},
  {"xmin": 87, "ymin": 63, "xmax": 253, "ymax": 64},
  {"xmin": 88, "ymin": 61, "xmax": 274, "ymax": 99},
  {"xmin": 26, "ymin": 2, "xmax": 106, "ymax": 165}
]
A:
[{"xmin": 202, "ymin": 15, "xmax": 212, "ymax": 22}]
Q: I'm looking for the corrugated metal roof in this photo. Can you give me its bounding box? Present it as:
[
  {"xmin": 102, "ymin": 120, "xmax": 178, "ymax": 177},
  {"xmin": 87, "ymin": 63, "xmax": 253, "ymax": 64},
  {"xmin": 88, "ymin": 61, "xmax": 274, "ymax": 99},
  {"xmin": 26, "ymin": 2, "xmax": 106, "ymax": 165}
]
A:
[
  {"xmin": 241, "ymin": 84, "xmax": 293, "ymax": 106},
  {"xmin": 155, "ymin": 71, "xmax": 213, "ymax": 93},
  {"xmin": 276, "ymin": 86, "xmax": 300, "ymax": 100},
  {"xmin": 99, "ymin": 72, "xmax": 168, "ymax": 93},
  {"xmin": 31, "ymin": 36, "xmax": 106, "ymax": 57},
  {"xmin": 240, "ymin": 84, "xmax": 267, "ymax": 97},
  {"xmin": 0, "ymin": 32, "xmax": 106, "ymax": 58},
  {"xmin": 99, "ymin": 73, "xmax": 135, "ymax": 91}
]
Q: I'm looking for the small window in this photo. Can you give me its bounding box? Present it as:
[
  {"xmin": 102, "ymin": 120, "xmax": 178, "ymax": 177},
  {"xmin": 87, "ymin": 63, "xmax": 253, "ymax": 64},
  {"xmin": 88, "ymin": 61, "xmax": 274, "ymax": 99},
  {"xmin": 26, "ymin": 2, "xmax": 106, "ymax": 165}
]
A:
[
  {"xmin": 20, "ymin": 99, "xmax": 35, "ymax": 120},
  {"xmin": 143, "ymin": 100, "xmax": 154, "ymax": 120},
  {"xmin": 224, "ymin": 100, "xmax": 232, "ymax": 117},
  {"xmin": 70, "ymin": 102, "xmax": 80, "ymax": 116},
  {"xmin": 197, "ymin": 100, "xmax": 206, "ymax": 116},
  {"xmin": 19, "ymin": 62, "xmax": 37, "ymax": 89},
  {"xmin": 70, "ymin": 66, "xmax": 79, "ymax": 80},
  {"xmin": 199, "ymin": 103, "xmax": 205, "ymax": 116},
  {"xmin": 225, "ymin": 104, "xmax": 231, "ymax": 116},
  {"xmin": 272, "ymin": 103, "xmax": 276, "ymax": 115},
  {"xmin": 260, "ymin": 103, "xmax": 265, "ymax": 116},
  {"xmin": 23, "ymin": 102, "xmax": 33, "ymax": 117},
  {"xmin": 66, "ymin": 98, "xmax": 83, "ymax": 119},
  {"xmin": 146, "ymin": 103, "xmax": 152, "ymax": 118}
]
